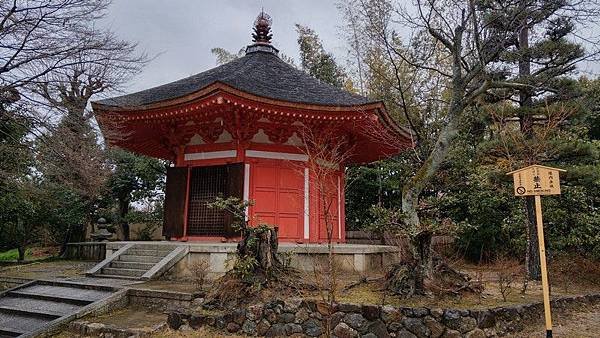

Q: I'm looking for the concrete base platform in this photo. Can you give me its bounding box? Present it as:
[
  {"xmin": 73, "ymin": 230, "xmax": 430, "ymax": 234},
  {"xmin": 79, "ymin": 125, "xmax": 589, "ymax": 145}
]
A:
[{"xmin": 99, "ymin": 241, "xmax": 399, "ymax": 278}]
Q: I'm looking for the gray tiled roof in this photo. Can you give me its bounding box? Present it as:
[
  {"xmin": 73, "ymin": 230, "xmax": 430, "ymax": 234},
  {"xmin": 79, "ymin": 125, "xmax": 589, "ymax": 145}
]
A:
[{"xmin": 95, "ymin": 49, "xmax": 375, "ymax": 108}]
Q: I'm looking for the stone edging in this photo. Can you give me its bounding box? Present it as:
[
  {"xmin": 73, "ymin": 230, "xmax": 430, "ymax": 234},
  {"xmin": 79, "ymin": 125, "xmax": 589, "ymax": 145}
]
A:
[{"xmin": 166, "ymin": 293, "xmax": 600, "ymax": 337}]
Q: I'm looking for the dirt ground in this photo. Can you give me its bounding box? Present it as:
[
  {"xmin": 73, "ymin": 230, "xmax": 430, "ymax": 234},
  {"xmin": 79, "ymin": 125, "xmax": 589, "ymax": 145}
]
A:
[
  {"xmin": 515, "ymin": 304, "xmax": 600, "ymax": 337},
  {"xmin": 0, "ymin": 260, "xmax": 93, "ymax": 280}
]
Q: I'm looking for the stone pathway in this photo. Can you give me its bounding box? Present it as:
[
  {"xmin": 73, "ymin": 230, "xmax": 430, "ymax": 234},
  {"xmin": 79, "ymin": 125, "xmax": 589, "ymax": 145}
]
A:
[{"xmin": 0, "ymin": 280, "xmax": 117, "ymax": 337}]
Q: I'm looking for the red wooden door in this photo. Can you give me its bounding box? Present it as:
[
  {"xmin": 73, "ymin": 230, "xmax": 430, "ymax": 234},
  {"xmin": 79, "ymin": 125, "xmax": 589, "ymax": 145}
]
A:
[{"xmin": 250, "ymin": 159, "xmax": 304, "ymax": 241}]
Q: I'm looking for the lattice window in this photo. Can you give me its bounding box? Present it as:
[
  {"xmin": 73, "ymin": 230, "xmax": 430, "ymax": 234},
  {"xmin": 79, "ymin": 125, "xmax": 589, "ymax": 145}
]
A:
[{"xmin": 186, "ymin": 165, "xmax": 227, "ymax": 236}]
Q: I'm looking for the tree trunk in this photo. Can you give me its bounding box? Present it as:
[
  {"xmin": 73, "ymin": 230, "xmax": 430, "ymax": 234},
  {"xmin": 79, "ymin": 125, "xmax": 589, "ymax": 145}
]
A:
[
  {"xmin": 237, "ymin": 226, "xmax": 281, "ymax": 280},
  {"xmin": 401, "ymin": 99, "xmax": 463, "ymax": 292},
  {"xmin": 118, "ymin": 197, "xmax": 130, "ymax": 241},
  {"xmin": 410, "ymin": 231, "xmax": 433, "ymax": 293},
  {"xmin": 517, "ymin": 25, "xmax": 542, "ymax": 281},
  {"xmin": 17, "ymin": 245, "xmax": 25, "ymax": 261}
]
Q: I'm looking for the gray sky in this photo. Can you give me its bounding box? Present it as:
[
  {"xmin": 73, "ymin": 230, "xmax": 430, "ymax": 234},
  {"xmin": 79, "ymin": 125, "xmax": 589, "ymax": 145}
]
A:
[
  {"xmin": 102, "ymin": 0, "xmax": 347, "ymax": 95},
  {"xmin": 102, "ymin": 0, "xmax": 599, "ymax": 97}
]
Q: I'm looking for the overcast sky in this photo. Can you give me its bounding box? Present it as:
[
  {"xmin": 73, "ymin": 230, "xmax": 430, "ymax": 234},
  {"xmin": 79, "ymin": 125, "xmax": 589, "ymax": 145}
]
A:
[
  {"xmin": 102, "ymin": 0, "xmax": 599, "ymax": 98},
  {"xmin": 102, "ymin": 0, "xmax": 347, "ymax": 96}
]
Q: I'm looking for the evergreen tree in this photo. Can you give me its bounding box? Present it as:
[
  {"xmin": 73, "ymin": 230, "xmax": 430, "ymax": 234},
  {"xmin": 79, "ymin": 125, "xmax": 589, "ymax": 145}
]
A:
[
  {"xmin": 295, "ymin": 24, "xmax": 347, "ymax": 88},
  {"xmin": 482, "ymin": 0, "xmax": 588, "ymax": 280}
]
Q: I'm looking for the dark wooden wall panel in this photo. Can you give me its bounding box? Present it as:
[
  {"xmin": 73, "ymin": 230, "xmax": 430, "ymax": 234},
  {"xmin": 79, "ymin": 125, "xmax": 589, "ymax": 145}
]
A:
[{"xmin": 163, "ymin": 167, "xmax": 188, "ymax": 238}]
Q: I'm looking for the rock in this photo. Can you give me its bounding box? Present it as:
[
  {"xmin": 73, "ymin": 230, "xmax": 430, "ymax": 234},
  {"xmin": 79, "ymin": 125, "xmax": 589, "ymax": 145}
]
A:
[
  {"xmin": 342, "ymin": 313, "xmax": 367, "ymax": 331},
  {"xmin": 443, "ymin": 310, "xmax": 461, "ymax": 322},
  {"xmin": 465, "ymin": 328, "xmax": 486, "ymax": 338},
  {"xmin": 412, "ymin": 308, "xmax": 429, "ymax": 317},
  {"xmin": 179, "ymin": 324, "xmax": 192, "ymax": 332},
  {"xmin": 265, "ymin": 323, "xmax": 287, "ymax": 336},
  {"xmin": 442, "ymin": 329, "xmax": 462, "ymax": 338},
  {"xmin": 302, "ymin": 318, "xmax": 323, "ymax": 337},
  {"xmin": 188, "ymin": 314, "xmax": 203, "ymax": 329},
  {"xmin": 295, "ymin": 308, "xmax": 310, "ymax": 323},
  {"xmin": 233, "ymin": 308, "xmax": 246, "ymax": 325},
  {"xmin": 85, "ymin": 322, "xmax": 105, "ymax": 336},
  {"xmin": 285, "ymin": 323, "xmax": 303, "ymax": 335},
  {"xmin": 242, "ymin": 320, "xmax": 257, "ymax": 335},
  {"xmin": 396, "ymin": 330, "xmax": 417, "ymax": 338},
  {"xmin": 279, "ymin": 312, "xmax": 295, "ymax": 323},
  {"xmin": 215, "ymin": 316, "xmax": 226, "ymax": 329},
  {"xmin": 167, "ymin": 312, "xmax": 182, "ymax": 330},
  {"xmin": 333, "ymin": 322, "xmax": 359, "ymax": 338},
  {"xmin": 367, "ymin": 320, "xmax": 390, "ymax": 338},
  {"xmin": 362, "ymin": 304, "xmax": 381, "ymax": 320},
  {"xmin": 423, "ymin": 316, "xmax": 444, "ymax": 338},
  {"xmin": 473, "ymin": 310, "xmax": 495, "ymax": 329},
  {"xmin": 264, "ymin": 308, "xmax": 277, "ymax": 323},
  {"xmin": 484, "ymin": 328, "xmax": 497, "ymax": 337},
  {"xmin": 331, "ymin": 311, "xmax": 345, "ymax": 328},
  {"xmin": 382, "ymin": 305, "xmax": 401, "ymax": 323},
  {"xmin": 226, "ymin": 322, "xmax": 240, "ymax": 333},
  {"xmin": 402, "ymin": 317, "xmax": 430, "ymax": 338},
  {"xmin": 430, "ymin": 309, "xmax": 444, "ymax": 320},
  {"xmin": 388, "ymin": 321, "xmax": 403, "ymax": 332},
  {"xmin": 362, "ymin": 334, "xmax": 378, "ymax": 338},
  {"xmin": 247, "ymin": 304, "xmax": 264, "ymax": 321},
  {"xmin": 458, "ymin": 317, "xmax": 477, "ymax": 333},
  {"xmin": 284, "ymin": 299, "xmax": 302, "ymax": 312},
  {"xmin": 443, "ymin": 310, "xmax": 476, "ymax": 333},
  {"xmin": 257, "ymin": 319, "xmax": 271, "ymax": 336}
]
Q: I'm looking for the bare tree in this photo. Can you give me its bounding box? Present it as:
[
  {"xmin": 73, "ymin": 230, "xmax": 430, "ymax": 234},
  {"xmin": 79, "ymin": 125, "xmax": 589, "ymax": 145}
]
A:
[
  {"xmin": 297, "ymin": 126, "xmax": 353, "ymax": 337},
  {"xmin": 0, "ymin": 0, "xmax": 111, "ymax": 92},
  {"xmin": 339, "ymin": 0, "xmax": 564, "ymax": 294}
]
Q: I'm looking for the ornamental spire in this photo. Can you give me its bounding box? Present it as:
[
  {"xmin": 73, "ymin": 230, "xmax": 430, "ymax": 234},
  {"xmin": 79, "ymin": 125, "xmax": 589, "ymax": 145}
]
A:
[
  {"xmin": 246, "ymin": 11, "xmax": 279, "ymax": 56},
  {"xmin": 252, "ymin": 11, "xmax": 272, "ymax": 44}
]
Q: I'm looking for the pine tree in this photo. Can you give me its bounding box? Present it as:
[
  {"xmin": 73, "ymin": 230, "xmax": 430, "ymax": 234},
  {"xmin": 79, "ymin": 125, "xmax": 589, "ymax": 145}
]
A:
[{"xmin": 482, "ymin": 0, "xmax": 587, "ymax": 280}]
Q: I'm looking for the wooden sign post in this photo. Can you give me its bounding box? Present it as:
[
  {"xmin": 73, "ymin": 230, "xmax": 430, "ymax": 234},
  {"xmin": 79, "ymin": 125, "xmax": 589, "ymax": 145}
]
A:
[{"xmin": 507, "ymin": 165, "xmax": 566, "ymax": 338}]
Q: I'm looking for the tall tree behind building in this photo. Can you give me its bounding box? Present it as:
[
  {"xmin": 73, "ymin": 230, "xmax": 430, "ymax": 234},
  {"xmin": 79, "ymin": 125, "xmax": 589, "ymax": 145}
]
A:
[
  {"xmin": 295, "ymin": 24, "xmax": 347, "ymax": 89},
  {"xmin": 481, "ymin": 0, "xmax": 595, "ymax": 280}
]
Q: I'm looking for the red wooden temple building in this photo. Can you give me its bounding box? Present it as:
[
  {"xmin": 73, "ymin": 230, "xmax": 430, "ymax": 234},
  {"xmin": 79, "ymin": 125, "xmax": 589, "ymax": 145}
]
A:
[{"xmin": 93, "ymin": 12, "xmax": 413, "ymax": 243}]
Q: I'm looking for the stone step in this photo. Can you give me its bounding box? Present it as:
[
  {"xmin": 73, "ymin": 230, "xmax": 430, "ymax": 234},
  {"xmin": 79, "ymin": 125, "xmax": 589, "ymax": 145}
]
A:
[
  {"xmin": 0, "ymin": 327, "xmax": 23, "ymax": 338},
  {"xmin": 127, "ymin": 244, "xmax": 179, "ymax": 251},
  {"xmin": 13, "ymin": 284, "xmax": 113, "ymax": 302},
  {"xmin": 125, "ymin": 248, "xmax": 173, "ymax": 257},
  {"xmin": 110, "ymin": 261, "xmax": 155, "ymax": 270},
  {"xmin": 8, "ymin": 290, "xmax": 94, "ymax": 306},
  {"xmin": 92, "ymin": 274, "xmax": 144, "ymax": 281},
  {"xmin": 0, "ymin": 305, "xmax": 62, "ymax": 320},
  {"xmin": 101, "ymin": 267, "xmax": 147, "ymax": 277},
  {"xmin": 0, "ymin": 312, "xmax": 51, "ymax": 336},
  {"xmin": 0, "ymin": 295, "xmax": 82, "ymax": 317},
  {"xmin": 118, "ymin": 254, "xmax": 164, "ymax": 263}
]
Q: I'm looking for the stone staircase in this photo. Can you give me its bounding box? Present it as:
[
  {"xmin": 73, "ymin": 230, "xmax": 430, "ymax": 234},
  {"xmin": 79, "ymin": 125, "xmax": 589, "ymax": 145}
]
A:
[
  {"xmin": 86, "ymin": 243, "xmax": 188, "ymax": 280},
  {"xmin": 0, "ymin": 280, "xmax": 118, "ymax": 338}
]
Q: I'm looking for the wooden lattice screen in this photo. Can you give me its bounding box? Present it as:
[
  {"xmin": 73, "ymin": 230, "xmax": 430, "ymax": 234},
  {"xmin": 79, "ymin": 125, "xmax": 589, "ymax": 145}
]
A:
[{"xmin": 186, "ymin": 165, "xmax": 228, "ymax": 236}]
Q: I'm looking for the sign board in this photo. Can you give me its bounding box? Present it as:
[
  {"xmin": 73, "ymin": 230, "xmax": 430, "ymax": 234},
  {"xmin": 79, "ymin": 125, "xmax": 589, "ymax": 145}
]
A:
[
  {"xmin": 507, "ymin": 164, "xmax": 566, "ymax": 338},
  {"xmin": 507, "ymin": 165, "xmax": 565, "ymax": 196}
]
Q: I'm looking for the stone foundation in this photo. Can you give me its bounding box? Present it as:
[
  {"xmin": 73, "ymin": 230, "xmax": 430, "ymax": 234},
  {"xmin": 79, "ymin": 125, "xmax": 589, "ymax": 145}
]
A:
[
  {"xmin": 167, "ymin": 293, "xmax": 600, "ymax": 337},
  {"xmin": 99, "ymin": 241, "xmax": 400, "ymax": 277}
]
